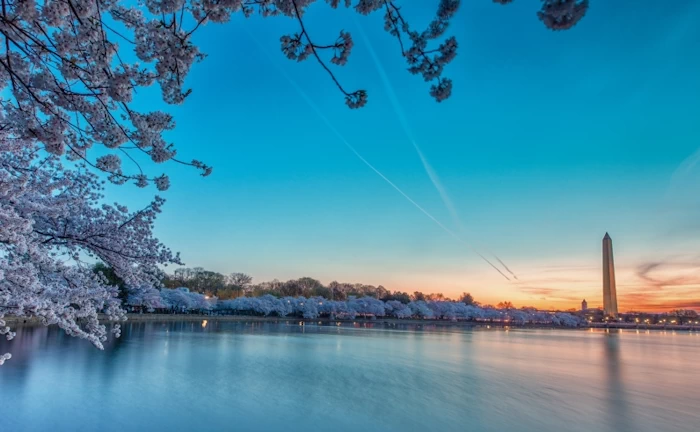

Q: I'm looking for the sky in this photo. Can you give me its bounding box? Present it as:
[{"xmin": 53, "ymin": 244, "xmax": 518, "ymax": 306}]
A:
[{"xmin": 110, "ymin": 1, "xmax": 700, "ymax": 312}]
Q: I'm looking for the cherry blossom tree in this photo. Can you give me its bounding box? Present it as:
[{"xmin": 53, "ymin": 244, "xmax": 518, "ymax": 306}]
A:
[
  {"xmin": 127, "ymin": 286, "xmax": 163, "ymax": 312},
  {"xmin": 159, "ymin": 287, "xmax": 210, "ymax": 310},
  {"xmin": 159, "ymin": 287, "xmax": 196, "ymax": 310},
  {"xmin": 1, "ymin": 0, "xmax": 587, "ymax": 364},
  {"xmin": 347, "ymin": 296, "xmax": 385, "ymax": 317},
  {"xmin": 408, "ymin": 300, "xmax": 434, "ymax": 318},
  {"xmin": 0, "ymin": 153, "xmax": 179, "ymax": 361}
]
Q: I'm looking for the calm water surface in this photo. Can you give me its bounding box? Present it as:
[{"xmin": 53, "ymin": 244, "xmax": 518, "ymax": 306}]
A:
[{"xmin": 1, "ymin": 321, "xmax": 699, "ymax": 432}]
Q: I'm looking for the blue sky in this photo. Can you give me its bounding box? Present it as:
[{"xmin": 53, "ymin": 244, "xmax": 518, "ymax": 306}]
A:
[{"xmin": 111, "ymin": 1, "xmax": 700, "ymax": 311}]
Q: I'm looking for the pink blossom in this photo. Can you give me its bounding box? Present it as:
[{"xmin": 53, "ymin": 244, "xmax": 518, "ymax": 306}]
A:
[
  {"xmin": 0, "ymin": 353, "xmax": 11, "ymax": 366},
  {"xmin": 155, "ymin": 175, "xmax": 170, "ymax": 191},
  {"xmin": 538, "ymin": 0, "xmax": 589, "ymax": 31},
  {"xmin": 96, "ymin": 155, "xmax": 123, "ymax": 173}
]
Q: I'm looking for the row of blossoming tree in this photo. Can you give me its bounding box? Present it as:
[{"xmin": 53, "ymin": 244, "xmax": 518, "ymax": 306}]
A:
[
  {"xmin": 131, "ymin": 286, "xmax": 585, "ymax": 327},
  {"xmin": 1, "ymin": 0, "xmax": 589, "ymax": 364}
]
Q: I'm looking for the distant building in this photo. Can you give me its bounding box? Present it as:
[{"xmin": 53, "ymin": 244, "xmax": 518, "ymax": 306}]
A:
[
  {"xmin": 602, "ymin": 233, "xmax": 619, "ymax": 318},
  {"xmin": 581, "ymin": 299, "xmax": 588, "ymax": 311}
]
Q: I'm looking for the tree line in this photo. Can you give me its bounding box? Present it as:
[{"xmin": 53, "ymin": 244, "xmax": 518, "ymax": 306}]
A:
[
  {"xmin": 158, "ymin": 267, "xmax": 478, "ymax": 306},
  {"xmin": 126, "ymin": 287, "xmax": 585, "ymax": 327},
  {"xmin": 94, "ymin": 264, "xmax": 586, "ymax": 327}
]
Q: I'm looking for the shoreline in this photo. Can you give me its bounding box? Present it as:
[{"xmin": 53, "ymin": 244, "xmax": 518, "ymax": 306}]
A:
[{"xmin": 3, "ymin": 313, "xmax": 699, "ymax": 331}]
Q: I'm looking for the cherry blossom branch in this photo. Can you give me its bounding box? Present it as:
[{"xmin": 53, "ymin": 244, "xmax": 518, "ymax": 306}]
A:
[{"xmin": 283, "ymin": 0, "xmax": 366, "ymax": 108}]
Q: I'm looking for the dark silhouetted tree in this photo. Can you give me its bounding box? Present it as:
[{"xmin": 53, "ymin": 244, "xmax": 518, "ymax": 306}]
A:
[{"xmin": 458, "ymin": 292, "xmax": 475, "ymax": 306}]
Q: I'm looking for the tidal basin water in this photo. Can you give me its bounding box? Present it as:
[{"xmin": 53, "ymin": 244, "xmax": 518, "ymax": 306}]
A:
[{"xmin": 1, "ymin": 322, "xmax": 699, "ymax": 432}]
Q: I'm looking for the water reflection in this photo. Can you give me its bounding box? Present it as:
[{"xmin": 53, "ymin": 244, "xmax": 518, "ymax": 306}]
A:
[
  {"xmin": 1, "ymin": 323, "xmax": 699, "ymax": 432},
  {"xmin": 603, "ymin": 331, "xmax": 632, "ymax": 432}
]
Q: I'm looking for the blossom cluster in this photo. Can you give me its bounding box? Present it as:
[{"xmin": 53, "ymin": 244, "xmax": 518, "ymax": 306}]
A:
[
  {"xmin": 538, "ymin": 0, "xmax": 589, "ymax": 31},
  {"xmin": 494, "ymin": 0, "xmax": 589, "ymax": 31}
]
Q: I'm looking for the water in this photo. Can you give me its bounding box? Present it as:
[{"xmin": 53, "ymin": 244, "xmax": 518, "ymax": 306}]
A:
[{"xmin": 1, "ymin": 321, "xmax": 699, "ymax": 432}]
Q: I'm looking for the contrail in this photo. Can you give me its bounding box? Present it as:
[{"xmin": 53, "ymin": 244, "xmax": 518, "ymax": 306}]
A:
[
  {"xmin": 494, "ymin": 256, "xmax": 517, "ymax": 280},
  {"xmin": 354, "ymin": 21, "xmax": 519, "ymax": 280},
  {"xmin": 246, "ymin": 30, "xmax": 510, "ymax": 281}
]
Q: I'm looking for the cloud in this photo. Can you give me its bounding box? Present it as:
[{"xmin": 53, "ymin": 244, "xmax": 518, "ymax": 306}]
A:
[
  {"xmin": 520, "ymin": 287, "xmax": 557, "ymax": 296},
  {"xmin": 517, "ymin": 286, "xmax": 585, "ymax": 302},
  {"xmin": 619, "ymin": 292, "xmax": 700, "ymax": 312},
  {"xmin": 618, "ymin": 258, "xmax": 700, "ymax": 311},
  {"xmin": 635, "ymin": 259, "xmax": 700, "ymax": 288},
  {"xmin": 639, "ymin": 300, "xmax": 700, "ymax": 310},
  {"xmin": 513, "ymin": 256, "xmax": 700, "ymax": 312},
  {"xmin": 532, "ymin": 264, "xmax": 598, "ymax": 273}
]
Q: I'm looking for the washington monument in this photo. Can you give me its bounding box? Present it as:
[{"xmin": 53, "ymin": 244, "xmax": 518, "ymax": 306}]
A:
[{"xmin": 602, "ymin": 233, "xmax": 618, "ymax": 317}]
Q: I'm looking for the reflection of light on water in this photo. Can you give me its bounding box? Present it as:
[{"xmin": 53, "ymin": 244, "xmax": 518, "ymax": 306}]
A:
[
  {"xmin": 202, "ymin": 320, "xmax": 208, "ymax": 328},
  {"xmin": 3, "ymin": 322, "xmax": 700, "ymax": 431}
]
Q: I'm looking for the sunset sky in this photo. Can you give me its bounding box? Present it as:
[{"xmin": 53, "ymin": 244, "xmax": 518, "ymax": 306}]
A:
[{"xmin": 112, "ymin": 1, "xmax": 700, "ymax": 312}]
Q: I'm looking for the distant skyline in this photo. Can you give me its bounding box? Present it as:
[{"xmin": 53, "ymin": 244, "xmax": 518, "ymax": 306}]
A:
[{"xmin": 112, "ymin": 1, "xmax": 700, "ymax": 313}]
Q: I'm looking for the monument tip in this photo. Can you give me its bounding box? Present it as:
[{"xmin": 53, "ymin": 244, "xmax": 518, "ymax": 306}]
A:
[{"xmin": 603, "ymin": 232, "xmax": 611, "ymax": 240}]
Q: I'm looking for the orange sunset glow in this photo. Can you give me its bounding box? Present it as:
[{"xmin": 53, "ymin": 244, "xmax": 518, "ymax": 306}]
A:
[{"xmin": 373, "ymin": 253, "xmax": 700, "ymax": 313}]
